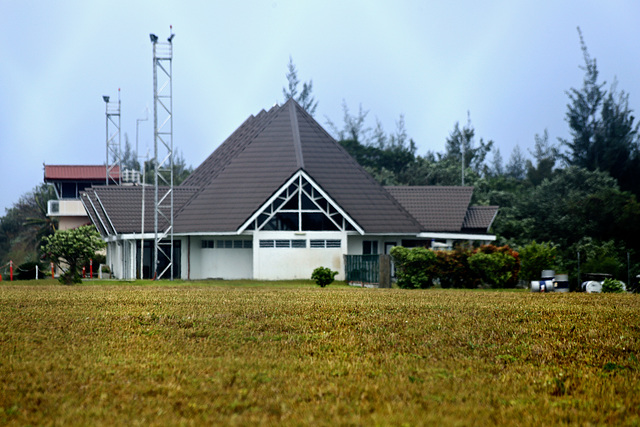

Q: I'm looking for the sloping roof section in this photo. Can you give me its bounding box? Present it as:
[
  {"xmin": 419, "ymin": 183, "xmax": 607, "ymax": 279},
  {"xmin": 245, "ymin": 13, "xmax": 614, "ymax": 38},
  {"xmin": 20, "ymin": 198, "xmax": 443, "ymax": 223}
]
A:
[
  {"xmin": 181, "ymin": 107, "xmax": 275, "ymax": 188},
  {"xmin": 175, "ymin": 99, "xmax": 422, "ymax": 233},
  {"xmin": 385, "ymin": 186, "xmax": 475, "ymax": 232},
  {"xmin": 45, "ymin": 165, "xmax": 119, "ymax": 181},
  {"xmin": 82, "ymin": 186, "xmax": 198, "ymax": 236},
  {"xmin": 462, "ymin": 205, "xmax": 499, "ymax": 233}
]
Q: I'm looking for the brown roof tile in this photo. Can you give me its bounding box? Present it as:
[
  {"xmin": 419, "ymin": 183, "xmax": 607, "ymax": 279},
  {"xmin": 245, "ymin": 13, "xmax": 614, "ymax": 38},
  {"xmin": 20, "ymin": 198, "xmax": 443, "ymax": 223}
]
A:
[
  {"xmin": 82, "ymin": 99, "xmax": 494, "ymax": 237},
  {"xmin": 462, "ymin": 205, "xmax": 498, "ymax": 233},
  {"xmin": 83, "ymin": 186, "xmax": 198, "ymax": 235},
  {"xmin": 174, "ymin": 99, "xmax": 421, "ymax": 233},
  {"xmin": 385, "ymin": 186, "xmax": 474, "ymax": 232}
]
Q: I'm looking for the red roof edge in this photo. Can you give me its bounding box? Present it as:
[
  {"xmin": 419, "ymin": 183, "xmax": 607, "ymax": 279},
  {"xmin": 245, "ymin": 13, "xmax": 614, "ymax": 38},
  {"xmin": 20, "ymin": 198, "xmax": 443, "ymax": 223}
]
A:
[{"xmin": 44, "ymin": 165, "xmax": 120, "ymax": 181}]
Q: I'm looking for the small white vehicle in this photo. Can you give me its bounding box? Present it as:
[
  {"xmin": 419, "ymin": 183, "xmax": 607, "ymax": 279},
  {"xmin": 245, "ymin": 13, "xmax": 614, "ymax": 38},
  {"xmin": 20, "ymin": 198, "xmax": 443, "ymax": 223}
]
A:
[{"xmin": 530, "ymin": 270, "xmax": 569, "ymax": 293}]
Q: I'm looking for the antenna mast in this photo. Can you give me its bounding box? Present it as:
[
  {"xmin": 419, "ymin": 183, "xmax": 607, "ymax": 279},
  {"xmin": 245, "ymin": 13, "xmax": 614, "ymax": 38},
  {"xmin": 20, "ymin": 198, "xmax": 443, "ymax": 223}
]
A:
[
  {"xmin": 150, "ymin": 27, "xmax": 175, "ymax": 280},
  {"xmin": 103, "ymin": 89, "xmax": 121, "ymax": 185}
]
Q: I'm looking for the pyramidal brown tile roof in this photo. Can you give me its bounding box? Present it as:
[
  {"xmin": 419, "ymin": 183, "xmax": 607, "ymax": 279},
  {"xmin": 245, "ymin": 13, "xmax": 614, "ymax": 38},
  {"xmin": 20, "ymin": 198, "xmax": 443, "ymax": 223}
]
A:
[
  {"xmin": 82, "ymin": 99, "xmax": 497, "ymax": 237},
  {"xmin": 174, "ymin": 99, "xmax": 422, "ymax": 233},
  {"xmin": 385, "ymin": 186, "xmax": 475, "ymax": 232}
]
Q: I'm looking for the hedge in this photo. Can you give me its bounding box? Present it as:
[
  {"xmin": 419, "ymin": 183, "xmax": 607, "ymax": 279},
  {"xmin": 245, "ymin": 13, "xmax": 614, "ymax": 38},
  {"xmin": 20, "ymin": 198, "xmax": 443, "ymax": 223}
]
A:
[{"xmin": 391, "ymin": 244, "xmax": 520, "ymax": 289}]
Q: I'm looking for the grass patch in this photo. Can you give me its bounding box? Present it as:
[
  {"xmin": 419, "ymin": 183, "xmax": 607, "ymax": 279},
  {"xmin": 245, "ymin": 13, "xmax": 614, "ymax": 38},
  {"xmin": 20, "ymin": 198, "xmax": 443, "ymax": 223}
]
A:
[{"xmin": 0, "ymin": 283, "xmax": 638, "ymax": 425}]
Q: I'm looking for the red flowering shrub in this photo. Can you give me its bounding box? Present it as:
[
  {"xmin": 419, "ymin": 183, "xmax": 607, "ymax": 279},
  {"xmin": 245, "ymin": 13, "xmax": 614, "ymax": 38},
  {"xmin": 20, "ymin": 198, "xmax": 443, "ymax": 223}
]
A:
[{"xmin": 433, "ymin": 248, "xmax": 480, "ymax": 289}]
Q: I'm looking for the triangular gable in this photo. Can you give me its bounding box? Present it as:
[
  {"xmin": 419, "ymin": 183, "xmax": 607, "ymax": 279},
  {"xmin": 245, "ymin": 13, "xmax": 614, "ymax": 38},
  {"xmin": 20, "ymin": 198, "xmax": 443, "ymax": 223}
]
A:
[{"xmin": 238, "ymin": 169, "xmax": 365, "ymax": 234}]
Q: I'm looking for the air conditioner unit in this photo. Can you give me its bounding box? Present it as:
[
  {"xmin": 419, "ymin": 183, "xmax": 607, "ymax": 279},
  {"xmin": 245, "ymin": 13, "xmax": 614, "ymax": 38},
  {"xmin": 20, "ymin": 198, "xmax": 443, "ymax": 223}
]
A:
[{"xmin": 49, "ymin": 200, "xmax": 60, "ymax": 215}]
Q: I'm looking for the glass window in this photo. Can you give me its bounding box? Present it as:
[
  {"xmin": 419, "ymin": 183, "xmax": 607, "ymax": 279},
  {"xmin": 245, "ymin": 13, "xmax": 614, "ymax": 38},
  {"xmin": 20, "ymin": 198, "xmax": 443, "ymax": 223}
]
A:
[
  {"xmin": 282, "ymin": 197, "xmax": 298, "ymax": 210},
  {"xmin": 275, "ymin": 240, "xmax": 290, "ymax": 248},
  {"xmin": 291, "ymin": 239, "xmax": 306, "ymax": 248},
  {"xmin": 363, "ymin": 241, "xmax": 378, "ymax": 255},
  {"xmin": 264, "ymin": 213, "xmax": 298, "ymax": 231},
  {"xmin": 326, "ymin": 240, "xmax": 341, "ymax": 248},
  {"xmin": 301, "ymin": 193, "xmax": 316, "ymax": 210},
  {"xmin": 302, "ymin": 213, "xmax": 338, "ymax": 231},
  {"xmin": 61, "ymin": 182, "xmax": 77, "ymax": 199},
  {"xmin": 260, "ymin": 240, "xmax": 274, "ymax": 248}
]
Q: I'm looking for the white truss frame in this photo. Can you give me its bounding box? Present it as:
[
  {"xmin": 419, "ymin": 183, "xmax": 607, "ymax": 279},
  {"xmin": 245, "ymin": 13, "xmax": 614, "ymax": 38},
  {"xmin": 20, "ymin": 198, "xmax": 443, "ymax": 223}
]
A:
[
  {"xmin": 238, "ymin": 170, "xmax": 364, "ymax": 234},
  {"xmin": 152, "ymin": 33, "xmax": 174, "ymax": 280}
]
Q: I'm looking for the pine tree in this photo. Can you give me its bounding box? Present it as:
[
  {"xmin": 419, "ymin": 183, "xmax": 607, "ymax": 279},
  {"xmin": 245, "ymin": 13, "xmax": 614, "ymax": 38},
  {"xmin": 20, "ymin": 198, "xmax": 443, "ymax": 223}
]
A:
[
  {"xmin": 282, "ymin": 57, "xmax": 318, "ymax": 115},
  {"xmin": 560, "ymin": 27, "xmax": 640, "ymax": 193}
]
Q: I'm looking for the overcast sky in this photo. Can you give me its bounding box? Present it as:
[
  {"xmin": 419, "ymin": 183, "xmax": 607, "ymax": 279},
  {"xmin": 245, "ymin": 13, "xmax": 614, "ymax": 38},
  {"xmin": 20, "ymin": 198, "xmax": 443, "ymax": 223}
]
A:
[{"xmin": 1, "ymin": 0, "xmax": 639, "ymax": 214}]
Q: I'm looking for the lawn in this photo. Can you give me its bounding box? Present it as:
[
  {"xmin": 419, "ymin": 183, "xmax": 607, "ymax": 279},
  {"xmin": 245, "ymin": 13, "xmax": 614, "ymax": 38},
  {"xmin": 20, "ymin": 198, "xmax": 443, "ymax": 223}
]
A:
[{"xmin": 0, "ymin": 281, "xmax": 638, "ymax": 425}]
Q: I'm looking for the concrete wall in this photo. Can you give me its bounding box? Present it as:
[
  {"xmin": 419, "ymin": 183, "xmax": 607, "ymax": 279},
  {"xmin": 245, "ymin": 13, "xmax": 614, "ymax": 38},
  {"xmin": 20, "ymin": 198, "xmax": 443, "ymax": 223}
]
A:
[
  {"xmin": 106, "ymin": 241, "xmax": 120, "ymax": 278},
  {"xmin": 58, "ymin": 216, "xmax": 91, "ymax": 231},
  {"xmin": 185, "ymin": 236, "xmax": 253, "ymax": 280},
  {"xmin": 253, "ymin": 231, "xmax": 346, "ymax": 280}
]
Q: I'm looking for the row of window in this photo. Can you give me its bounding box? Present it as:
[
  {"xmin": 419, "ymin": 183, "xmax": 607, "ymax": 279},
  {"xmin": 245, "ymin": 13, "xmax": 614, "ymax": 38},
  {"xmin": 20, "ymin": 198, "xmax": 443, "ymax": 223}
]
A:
[
  {"xmin": 201, "ymin": 240, "xmax": 253, "ymax": 249},
  {"xmin": 202, "ymin": 239, "xmax": 343, "ymax": 249},
  {"xmin": 259, "ymin": 239, "xmax": 341, "ymax": 249}
]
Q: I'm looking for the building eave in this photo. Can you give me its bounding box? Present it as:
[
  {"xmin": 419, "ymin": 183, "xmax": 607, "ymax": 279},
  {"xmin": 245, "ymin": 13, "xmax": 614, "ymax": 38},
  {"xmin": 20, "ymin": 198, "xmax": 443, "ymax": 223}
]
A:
[{"xmin": 417, "ymin": 232, "xmax": 497, "ymax": 241}]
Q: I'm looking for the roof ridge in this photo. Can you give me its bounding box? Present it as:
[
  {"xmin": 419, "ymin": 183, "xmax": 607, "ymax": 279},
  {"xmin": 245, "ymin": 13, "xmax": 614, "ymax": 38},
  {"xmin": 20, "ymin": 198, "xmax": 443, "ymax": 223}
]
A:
[{"xmin": 288, "ymin": 101, "xmax": 305, "ymax": 169}]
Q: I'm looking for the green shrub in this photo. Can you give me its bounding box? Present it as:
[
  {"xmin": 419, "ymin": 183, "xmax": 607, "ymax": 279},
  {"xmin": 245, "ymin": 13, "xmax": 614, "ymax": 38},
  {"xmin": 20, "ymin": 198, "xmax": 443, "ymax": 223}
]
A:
[
  {"xmin": 475, "ymin": 245, "xmax": 521, "ymax": 288},
  {"xmin": 572, "ymin": 238, "xmax": 624, "ymax": 278},
  {"xmin": 390, "ymin": 246, "xmax": 436, "ymax": 289},
  {"xmin": 468, "ymin": 252, "xmax": 513, "ymax": 288},
  {"xmin": 519, "ymin": 241, "xmax": 557, "ymax": 282},
  {"xmin": 602, "ymin": 278, "xmax": 625, "ymax": 293},
  {"xmin": 311, "ymin": 267, "xmax": 338, "ymax": 287}
]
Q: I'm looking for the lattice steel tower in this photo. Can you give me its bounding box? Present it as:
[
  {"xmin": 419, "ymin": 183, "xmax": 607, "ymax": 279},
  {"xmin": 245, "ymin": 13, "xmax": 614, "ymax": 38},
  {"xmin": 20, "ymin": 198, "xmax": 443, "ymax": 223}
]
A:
[
  {"xmin": 103, "ymin": 89, "xmax": 121, "ymax": 185},
  {"xmin": 150, "ymin": 28, "xmax": 175, "ymax": 280}
]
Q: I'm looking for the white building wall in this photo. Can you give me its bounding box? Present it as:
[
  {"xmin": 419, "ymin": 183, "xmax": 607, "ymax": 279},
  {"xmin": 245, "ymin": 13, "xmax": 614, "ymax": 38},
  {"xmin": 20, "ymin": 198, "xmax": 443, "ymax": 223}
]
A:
[
  {"xmin": 347, "ymin": 235, "xmax": 367, "ymax": 255},
  {"xmin": 253, "ymin": 231, "xmax": 346, "ymax": 280},
  {"xmin": 185, "ymin": 236, "xmax": 253, "ymax": 280},
  {"xmin": 121, "ymin": 240, "xmax": 131, "ymax": 280},
  {"xmin": 107, "ymin": 241, "xmax": 123, "ymax": 279}
]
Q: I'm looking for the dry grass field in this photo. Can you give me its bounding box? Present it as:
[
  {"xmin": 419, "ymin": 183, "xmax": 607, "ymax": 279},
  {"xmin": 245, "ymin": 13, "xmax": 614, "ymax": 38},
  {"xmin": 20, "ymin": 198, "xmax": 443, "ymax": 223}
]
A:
[{"xmin": 0, "ymin": 280, "xmax": 639, "ymax": 425}]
